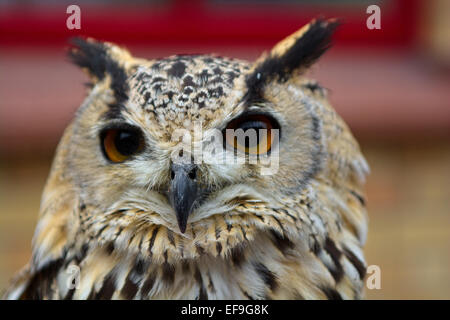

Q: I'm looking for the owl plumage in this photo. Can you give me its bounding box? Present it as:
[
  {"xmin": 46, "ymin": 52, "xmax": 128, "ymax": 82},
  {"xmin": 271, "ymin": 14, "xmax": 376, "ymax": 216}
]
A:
[{"xmin": 3, "ymin": 19, "xmax": 369, "ymax": 300}]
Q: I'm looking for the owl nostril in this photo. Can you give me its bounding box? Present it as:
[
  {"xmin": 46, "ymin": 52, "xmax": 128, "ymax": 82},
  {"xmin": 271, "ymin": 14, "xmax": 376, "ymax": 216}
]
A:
[
  {"xmin": 188, "ymin": 167, "xmax": 197, "ymax": 180},
  {"xmin": 170, "ymin": 169, "xmax": 175, "ymax": 180}
]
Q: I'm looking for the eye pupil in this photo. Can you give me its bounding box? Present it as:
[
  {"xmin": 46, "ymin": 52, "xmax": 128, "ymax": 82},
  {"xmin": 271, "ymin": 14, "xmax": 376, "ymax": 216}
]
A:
[
  {"xmin": 101, "ymin": 126, "xmax": 144, "ymax": 163},
  {"xmin": 236, "ymin": 121, "xmax": 268, "ymax": 147},
  {"xmin": 238, "ymin": 120, "xmax": 268, "ymax": 132},
  {"xmin": 115, "ymin": 131, "xmax": 140, "ymax": 156},
  {"xmin": 224, "ymin": 114, "xmax": 278, "ymax": 155}
]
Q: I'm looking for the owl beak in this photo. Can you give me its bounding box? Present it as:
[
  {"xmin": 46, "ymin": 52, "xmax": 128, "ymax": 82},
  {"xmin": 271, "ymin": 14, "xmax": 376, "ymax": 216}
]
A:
[{"xmin": 168, "ymin": 163, "xmax": 198, "ymax": 234}]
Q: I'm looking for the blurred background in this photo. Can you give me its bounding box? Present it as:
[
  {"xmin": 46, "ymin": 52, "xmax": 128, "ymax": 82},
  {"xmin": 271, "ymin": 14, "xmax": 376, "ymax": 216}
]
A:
[{"xmin": 1, "ymin": 0, "xmax": 449, "ymax": 299}]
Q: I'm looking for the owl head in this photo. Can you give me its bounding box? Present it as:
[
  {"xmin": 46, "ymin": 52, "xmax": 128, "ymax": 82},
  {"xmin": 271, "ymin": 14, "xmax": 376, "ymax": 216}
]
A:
[{"xmin": 33, "ymin": 19, "xmax": 368, "ymax": 268}]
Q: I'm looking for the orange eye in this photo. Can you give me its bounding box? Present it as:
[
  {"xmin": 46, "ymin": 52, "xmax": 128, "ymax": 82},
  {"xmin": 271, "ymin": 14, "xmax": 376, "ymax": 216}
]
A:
[
  {"xmin": 224, "ymin": 114, "xmax": 278, "ymax": 155},
  {"xmin": 101, "ymin": 128, "xmax": 144, "ymax": 163}
]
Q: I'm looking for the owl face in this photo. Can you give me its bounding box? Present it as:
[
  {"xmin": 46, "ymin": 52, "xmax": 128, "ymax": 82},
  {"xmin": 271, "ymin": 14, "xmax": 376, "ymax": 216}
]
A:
[
  {"xmin": 65, "ymin": 19, "xmax": 337, "ymax": 242},
  {"xmin": 3, "ymin": 19, "xmax": 371, "ymax": 300}
]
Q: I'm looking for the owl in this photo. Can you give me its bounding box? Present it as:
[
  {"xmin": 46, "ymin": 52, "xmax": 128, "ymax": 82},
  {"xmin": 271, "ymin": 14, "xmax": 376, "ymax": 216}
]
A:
[{"xmin": 3, "ymin": 19, "xmax": 369, "ymax": 300}]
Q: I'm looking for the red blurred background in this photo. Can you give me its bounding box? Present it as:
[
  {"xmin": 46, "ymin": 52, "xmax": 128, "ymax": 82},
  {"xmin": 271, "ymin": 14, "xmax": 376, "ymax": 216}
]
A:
[{"xmin": 1, "ymin": 0, "xmax": 450, "ymax": 299}]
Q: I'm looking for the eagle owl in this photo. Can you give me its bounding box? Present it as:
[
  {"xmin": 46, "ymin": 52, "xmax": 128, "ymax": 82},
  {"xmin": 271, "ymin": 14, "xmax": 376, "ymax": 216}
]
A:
[{"xmin": 3, "ymin": 19, "xmax": 369, "ymax": 300}]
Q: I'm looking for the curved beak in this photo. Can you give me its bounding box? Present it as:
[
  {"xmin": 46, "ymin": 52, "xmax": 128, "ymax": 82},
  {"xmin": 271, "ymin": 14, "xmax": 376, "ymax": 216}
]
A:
[{"xmin": 168, "ymin": 163, "xmax": 198, "ymax": 233}]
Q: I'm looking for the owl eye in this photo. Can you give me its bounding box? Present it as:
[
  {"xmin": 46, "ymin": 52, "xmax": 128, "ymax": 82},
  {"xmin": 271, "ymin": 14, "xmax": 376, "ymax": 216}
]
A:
[
  {"xmin": 101, "ymin": 127, "xmax": 144, "ymax": 163},
  {"xmin": 224, "ymin": 114, "xmax": 278, "ymax": 155}
]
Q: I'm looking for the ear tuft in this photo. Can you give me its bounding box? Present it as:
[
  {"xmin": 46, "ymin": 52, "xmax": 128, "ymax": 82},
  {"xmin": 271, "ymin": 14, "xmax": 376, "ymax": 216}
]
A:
[
  {"xmin": 245, "ymin": 18, "xmax": 340, "ymax": 102},
  {"xmin": 269, "ymin": 18, "xmax": 340, "ymax": 74},
  {"xmin": 68, "ymin": 37, "xmax": 129, "ymax": 102},
  {"xmin": 69, "ymin": 37, "xmax": 112, "ymax": 82}
]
